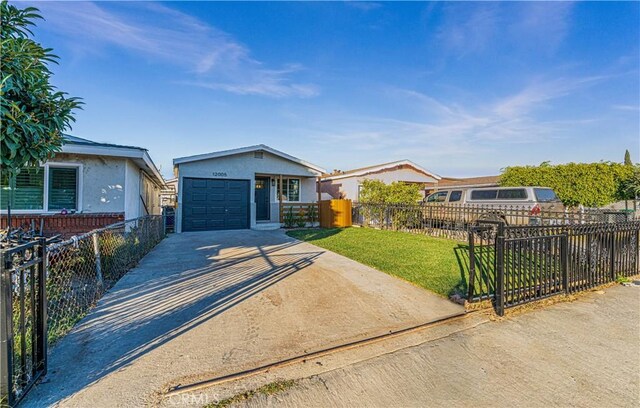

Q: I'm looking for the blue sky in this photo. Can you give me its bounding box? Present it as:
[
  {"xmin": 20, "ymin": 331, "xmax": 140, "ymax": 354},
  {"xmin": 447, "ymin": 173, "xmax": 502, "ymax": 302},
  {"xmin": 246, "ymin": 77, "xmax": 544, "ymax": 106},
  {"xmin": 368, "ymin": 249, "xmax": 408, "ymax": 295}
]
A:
[{"xmin": 23, "ymin": 1, "xmax": 640, "ymax": 178}]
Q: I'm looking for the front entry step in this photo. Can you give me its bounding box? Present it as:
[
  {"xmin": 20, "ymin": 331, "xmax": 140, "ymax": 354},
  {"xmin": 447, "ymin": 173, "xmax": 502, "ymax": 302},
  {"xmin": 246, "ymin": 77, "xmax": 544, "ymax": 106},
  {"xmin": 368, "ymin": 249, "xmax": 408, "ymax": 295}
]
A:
[{"xmin": 252, "ymin": 223, "xmax": 282, "ymax": 231}]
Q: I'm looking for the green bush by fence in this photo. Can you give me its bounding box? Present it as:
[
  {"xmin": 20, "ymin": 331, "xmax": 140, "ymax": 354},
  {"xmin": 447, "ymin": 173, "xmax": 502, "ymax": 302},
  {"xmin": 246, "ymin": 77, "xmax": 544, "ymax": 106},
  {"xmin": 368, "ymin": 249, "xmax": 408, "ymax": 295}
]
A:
[
  {"xmin": 500, "ymin": 162, "xmax": 637, "ymax": 207},
  {"xmin": 358, "ymin": 179, "xmax": 422, "ymax": 204}
]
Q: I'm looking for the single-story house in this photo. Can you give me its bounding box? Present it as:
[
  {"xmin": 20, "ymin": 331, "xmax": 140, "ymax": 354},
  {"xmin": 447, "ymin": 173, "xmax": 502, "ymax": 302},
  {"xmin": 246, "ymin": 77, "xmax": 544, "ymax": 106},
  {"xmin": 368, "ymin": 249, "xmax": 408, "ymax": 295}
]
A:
[
  {"xmin": 429, "ymin": 175, "xmax": 501, "ymax": 194},
  {"xmin": 173, "ymin": 145, "xmax": 325, "ymax": 232},
  {"xmin": 0, "ymin": 135, "xmax": 165, "ymax": 237},
  {"xmin": 320, "ymin": 160, "xmax": 441, "ymax": 201}
]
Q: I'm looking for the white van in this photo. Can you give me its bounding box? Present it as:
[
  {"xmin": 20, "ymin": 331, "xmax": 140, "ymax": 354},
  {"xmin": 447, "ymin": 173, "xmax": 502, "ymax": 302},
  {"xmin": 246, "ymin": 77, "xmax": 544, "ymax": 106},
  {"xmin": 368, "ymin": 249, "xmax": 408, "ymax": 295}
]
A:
[{"xmin": 423, "ymin": 186, "xmax": 564, "ymax": 224}]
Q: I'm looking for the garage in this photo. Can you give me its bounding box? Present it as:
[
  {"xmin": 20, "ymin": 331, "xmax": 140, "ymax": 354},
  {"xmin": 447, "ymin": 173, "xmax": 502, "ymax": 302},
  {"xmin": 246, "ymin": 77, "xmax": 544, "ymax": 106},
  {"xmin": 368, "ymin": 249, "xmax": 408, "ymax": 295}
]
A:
[
  {"xmin": 181, "ymin": 177, "xmax": 250, "ymax": 231},
  {"xmin": 173, "ymin": 145, "xmax": 326, "ymax": 232}
]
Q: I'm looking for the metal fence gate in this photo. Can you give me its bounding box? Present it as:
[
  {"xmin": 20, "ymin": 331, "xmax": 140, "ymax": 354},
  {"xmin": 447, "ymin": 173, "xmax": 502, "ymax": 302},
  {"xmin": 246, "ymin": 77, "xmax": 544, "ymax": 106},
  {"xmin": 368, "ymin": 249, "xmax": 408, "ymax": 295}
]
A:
[
  {"xmin": 468, "ymin": 221, "xmax": 640, "ymax": 316},
  {"xmin": 1, "ymin": 239, "xmax": 47, "ymax": 407},
  {"xmin": 497, "ymin": 233, "xmax": 568, "ymax": 315}
]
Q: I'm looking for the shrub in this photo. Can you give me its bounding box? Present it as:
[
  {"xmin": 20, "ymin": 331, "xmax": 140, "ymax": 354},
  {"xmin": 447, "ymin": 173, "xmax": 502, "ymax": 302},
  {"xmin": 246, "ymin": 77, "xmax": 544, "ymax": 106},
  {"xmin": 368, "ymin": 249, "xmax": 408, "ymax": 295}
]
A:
[
  {"xmin": 283, "ymin": 207, "xmax": 296, "ymax": 228},
  {"xmin": 500, "ymin": 161, "xmax": 636, "ymax": 207},
  {"xmin": 359, "ymin": 179, "xmax": 422, "ymax": 204},
  {"xmin": 296, "ymin": 208, "xmax": 306, "ymax": 228}
]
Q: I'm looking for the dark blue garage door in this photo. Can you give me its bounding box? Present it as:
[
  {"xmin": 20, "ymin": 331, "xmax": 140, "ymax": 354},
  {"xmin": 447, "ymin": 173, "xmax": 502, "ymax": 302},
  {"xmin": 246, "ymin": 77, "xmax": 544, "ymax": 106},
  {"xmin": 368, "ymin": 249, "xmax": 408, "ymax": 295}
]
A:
[{"xmin": 182, "ymin": 178, "xmax": 250, "ymax": 231}]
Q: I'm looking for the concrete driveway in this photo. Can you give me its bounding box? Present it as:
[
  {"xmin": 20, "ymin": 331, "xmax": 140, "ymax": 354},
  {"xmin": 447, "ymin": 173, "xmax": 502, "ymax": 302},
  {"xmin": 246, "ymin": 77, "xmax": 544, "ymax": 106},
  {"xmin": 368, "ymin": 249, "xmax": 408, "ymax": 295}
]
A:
[{"xmin": 24, "ymin": 229, "xmax": 463, "ymax": 407}]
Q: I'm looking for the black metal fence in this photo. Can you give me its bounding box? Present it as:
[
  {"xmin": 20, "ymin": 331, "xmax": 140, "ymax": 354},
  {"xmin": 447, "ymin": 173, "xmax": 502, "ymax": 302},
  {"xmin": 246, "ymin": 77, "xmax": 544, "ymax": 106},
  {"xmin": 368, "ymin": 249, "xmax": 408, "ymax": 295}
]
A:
[
  {"xmin": 468, "ymin": 220, "xmax": 640, "ymax": 315},
  {"xmin": 1, "ymin": 215, "xmax": 165, "ymax": 406},
  {"xmin": 1, "ymin": 240, "xmax": 47, "ymax": 407},
  {"xmin": 353, "ymin": 202, "xmax": 636, "ymax": 241}
]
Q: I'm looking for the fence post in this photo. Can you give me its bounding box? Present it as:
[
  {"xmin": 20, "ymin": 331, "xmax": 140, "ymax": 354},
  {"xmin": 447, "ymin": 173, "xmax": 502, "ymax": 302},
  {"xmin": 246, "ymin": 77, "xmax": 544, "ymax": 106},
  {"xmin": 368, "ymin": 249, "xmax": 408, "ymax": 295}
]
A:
[
  {"xmin": 636, "ymin": 228, "xmax": 640, "ymax": 275},
  {"xmin": 385, "ymin": 207, "xmax": 390, "ymax": 230},
  {"xmin": 0, "ymin": 250, "xmax": 13, "ymax": 405},
  {"xmin": 92, "ymin": 233, "xmax": 104, "ymax": 288},
  {"xmin": 495, "ymin": 233, "xmax": 505, "ymax": 316},
  {"xmin": 36, "ymin": 238, "xmax": 48, "ymax": 376},
  {"xmin": 561, "ymin": 233, "xmax": 569, "ymax": 293},
  {"xmin": 610, "ymin": 231, "xmax": 616, "ymax": 281},
  {"xmin": 467, "ymin": 230, "xmax": 476, "ymax": 301}
]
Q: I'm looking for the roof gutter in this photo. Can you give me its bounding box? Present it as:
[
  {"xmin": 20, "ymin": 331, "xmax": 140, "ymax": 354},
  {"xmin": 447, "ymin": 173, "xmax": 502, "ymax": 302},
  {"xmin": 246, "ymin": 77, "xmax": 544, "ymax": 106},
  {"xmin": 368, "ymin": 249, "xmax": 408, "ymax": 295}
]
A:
[{"xmin": 62, "ymin": 144, "xmax": 166, "ymax": 188}]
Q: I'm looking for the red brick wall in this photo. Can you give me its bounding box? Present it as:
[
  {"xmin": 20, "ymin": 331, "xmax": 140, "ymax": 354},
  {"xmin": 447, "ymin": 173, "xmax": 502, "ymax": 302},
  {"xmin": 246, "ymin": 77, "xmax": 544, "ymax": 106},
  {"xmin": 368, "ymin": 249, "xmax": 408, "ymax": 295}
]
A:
[{"xmin": 0, "ymin": 213, "xmax": 125, "ymax": 238}]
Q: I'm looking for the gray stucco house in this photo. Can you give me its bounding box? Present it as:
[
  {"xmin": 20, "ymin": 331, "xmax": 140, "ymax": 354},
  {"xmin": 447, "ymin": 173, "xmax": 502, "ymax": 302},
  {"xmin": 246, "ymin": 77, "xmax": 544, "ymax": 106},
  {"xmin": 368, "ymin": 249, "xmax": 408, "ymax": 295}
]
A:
[
  {"xmin": 321, "ymin": 160, "xmax": 441, "ymax": 201},
  {"xmin": 0, "ymin": 135, "xmax": 166, "ymax": 236},
  {"xmin": 173, "ymin": 145, "xmax": 325, "ymax": 232}
]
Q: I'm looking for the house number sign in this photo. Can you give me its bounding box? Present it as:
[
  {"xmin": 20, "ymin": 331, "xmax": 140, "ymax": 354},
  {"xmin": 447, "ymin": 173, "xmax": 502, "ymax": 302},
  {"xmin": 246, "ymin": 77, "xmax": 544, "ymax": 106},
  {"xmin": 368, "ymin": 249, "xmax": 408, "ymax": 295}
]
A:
[{"xmin": 212, "ymin": 172, "xmax": 228, "ymax": 177}]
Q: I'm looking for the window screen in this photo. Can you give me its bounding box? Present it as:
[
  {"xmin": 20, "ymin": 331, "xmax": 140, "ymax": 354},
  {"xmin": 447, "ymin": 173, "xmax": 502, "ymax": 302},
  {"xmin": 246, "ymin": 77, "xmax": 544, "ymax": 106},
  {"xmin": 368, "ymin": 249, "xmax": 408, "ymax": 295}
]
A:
[
  {"xmin": 0, "ymin": 167, "xmax": 44, "ymax": 210},
  {"xmin": 48, "ymin": 167, "xmax": 78, "ymax": 210},
  {"xmin": 497, "ymin": 189, "xmax": 527, "ymax": 200},
  {"xmin": 470, "ymin": 189, "xmax": 498, "ymax": 200}
]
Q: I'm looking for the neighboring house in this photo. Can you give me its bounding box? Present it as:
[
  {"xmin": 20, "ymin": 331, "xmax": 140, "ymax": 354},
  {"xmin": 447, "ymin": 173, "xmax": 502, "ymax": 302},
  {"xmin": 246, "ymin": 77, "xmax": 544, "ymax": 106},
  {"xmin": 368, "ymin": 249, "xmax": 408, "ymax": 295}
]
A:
[
  {"xmin": 173, "ymin": 145, "xmax": 325, "ymax": 232},
  {"xmin": 321, "ymin": 160, "xmax": 441, "ymax": 201},
  {"xmin": 161, "ymin": 177, "xmax": 178, "ymax": 207},
  {"xmin": 0, "ymin": 135, "xmax": 166, "ymax": 237},
  {"xmin": 430, "ymin": 175, "xmax": 501, "ymax": 194}
]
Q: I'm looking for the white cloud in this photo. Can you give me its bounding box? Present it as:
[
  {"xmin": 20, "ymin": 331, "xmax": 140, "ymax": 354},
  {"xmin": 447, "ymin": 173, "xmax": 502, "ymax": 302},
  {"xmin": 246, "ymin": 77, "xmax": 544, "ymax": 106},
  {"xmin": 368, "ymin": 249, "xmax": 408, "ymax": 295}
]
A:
[
  {"xmin": 612, "ymin": 104, "xmax": 640, "ymax": 112},
  {"xmin": 493, "ymin": 76, "xmax": 608, "ymax": 117},
  {"xmin": 30, "ymin": 1, "xmax": 318, "ymax": 98},
  {"xmin": 435, "ymin": 2, "xmax": 575, "ymax": 57},
  {"xmin": 304, "ymin": 76, "xmax": 611, "ymax": 168}
]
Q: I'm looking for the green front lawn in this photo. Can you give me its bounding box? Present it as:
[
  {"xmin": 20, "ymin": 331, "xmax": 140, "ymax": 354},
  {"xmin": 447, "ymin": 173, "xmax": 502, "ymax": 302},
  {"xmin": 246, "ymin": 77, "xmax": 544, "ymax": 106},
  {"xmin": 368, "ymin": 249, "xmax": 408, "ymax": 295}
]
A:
[{"xmin": 287, "ymin": 227, "xmax": 467, "ymax": 297}]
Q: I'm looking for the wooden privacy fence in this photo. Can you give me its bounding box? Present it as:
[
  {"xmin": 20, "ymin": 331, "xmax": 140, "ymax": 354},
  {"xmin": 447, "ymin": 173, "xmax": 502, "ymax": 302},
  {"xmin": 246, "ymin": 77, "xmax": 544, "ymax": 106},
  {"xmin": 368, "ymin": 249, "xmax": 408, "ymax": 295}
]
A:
[{"xmin": 319, "ymin": 199, "xmax": 352, "ymax": 228}]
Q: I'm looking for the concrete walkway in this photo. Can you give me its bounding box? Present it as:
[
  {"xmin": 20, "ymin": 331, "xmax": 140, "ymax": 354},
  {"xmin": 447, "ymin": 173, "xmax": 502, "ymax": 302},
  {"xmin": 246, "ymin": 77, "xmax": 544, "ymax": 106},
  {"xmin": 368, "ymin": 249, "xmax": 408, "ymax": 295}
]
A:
[
  {"xmin": 24, "ymin": 230, "xmax": 463, "ymax": 407},
  {"xmin": 244, "ymin": 285, "xmax": 640, "ymax": 408}
]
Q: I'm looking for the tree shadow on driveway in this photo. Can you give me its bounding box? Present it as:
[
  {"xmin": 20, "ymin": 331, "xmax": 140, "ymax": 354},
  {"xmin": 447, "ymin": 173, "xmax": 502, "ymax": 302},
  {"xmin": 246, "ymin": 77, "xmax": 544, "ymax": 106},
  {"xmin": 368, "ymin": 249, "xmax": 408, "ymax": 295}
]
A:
[{"xmin": 24, "ymin": 231, "xmax": 324, "ymax": 407}]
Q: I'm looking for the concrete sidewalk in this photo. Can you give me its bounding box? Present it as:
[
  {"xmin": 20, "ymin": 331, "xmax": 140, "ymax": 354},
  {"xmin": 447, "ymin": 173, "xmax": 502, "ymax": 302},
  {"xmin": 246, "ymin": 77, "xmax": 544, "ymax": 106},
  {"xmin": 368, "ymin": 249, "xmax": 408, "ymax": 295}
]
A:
[
  {"xmin": 244, "ymin": 285, "xmax": 640, "ymax": 408},
  {"xmin": 23, "ymin": 230, "xmax": 463, "ymax": 407}
]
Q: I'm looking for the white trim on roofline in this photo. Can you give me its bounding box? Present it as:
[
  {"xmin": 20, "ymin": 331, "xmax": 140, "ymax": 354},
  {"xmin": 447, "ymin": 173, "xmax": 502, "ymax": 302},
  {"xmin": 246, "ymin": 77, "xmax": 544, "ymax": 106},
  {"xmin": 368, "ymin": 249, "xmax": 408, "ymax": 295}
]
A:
[
  {"xmin": 434, "ymin": 183, "xmax": 499, "ymax": 190},
  {"xmin": 61, "ymin": 143, "xmax": 166, "ymax": 188},
  {"xmin": 322, "ymin": 160, "xmax": 441, "ymax": 181},
  {"xmin": 173, "ymin": 144, "xmax": 326, "ymax": 175}
]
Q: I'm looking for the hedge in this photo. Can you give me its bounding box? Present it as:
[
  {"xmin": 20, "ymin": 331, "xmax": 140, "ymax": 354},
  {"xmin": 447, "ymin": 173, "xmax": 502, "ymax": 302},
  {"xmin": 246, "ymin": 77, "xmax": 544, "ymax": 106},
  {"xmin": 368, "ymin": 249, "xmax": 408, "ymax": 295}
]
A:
[{"xmin": 500, "ymin": 162, "xmax": 635, "ymax": 207}]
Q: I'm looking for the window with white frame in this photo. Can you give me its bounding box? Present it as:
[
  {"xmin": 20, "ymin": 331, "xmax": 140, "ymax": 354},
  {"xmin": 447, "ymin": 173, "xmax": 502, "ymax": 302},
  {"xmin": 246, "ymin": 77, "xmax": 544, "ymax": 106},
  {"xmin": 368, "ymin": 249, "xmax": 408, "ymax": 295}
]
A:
[
  {"xmin": 0, "ymin": 164, "xmax": 80, "ymax": 211},
  {"xmin": 275, "ymin": 178, "xmax": 300, "ymax": 202}
]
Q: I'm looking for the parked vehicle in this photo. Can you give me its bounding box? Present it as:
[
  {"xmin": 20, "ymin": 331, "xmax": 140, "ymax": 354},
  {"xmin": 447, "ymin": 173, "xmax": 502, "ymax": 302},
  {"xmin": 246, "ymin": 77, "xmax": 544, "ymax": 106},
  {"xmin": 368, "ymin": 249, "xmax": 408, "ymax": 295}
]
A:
[{"xmin": 423, "ymin": 186, "xmax": 565, "ymax": 225}]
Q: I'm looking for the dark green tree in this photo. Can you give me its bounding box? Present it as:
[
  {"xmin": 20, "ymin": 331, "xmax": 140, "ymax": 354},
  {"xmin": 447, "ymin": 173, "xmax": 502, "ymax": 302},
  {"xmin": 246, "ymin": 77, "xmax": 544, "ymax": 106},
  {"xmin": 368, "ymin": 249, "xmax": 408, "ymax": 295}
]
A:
[
  {"xmin": 1, "ymin": 1, "xmax": 81, "ymax": 221},
  {"xmin": 624, "ymin": 149, "xmax": 632, "ymax": 166},
  {"xmin": 1, "ymin": 1, "xmax": 82, "ymax": 170}
]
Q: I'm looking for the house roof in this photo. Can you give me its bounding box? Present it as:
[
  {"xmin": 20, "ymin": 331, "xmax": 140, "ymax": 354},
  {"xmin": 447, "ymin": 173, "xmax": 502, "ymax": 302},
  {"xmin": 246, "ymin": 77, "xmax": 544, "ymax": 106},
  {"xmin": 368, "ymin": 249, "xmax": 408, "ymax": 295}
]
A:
[
  {"xmin": 436, "ymin": 175, "xmax": 501, "ymax": 189},
  {"xmin": 322, "ymin": 160, "xmax": 441, "ymax": 181},
  {"xmin": 61, "ymin": 134, "xmax": 166, "ymax": 187},
  {"xmin": 173, "ymin": 144, "xmax": 327, "ymax": 174}
]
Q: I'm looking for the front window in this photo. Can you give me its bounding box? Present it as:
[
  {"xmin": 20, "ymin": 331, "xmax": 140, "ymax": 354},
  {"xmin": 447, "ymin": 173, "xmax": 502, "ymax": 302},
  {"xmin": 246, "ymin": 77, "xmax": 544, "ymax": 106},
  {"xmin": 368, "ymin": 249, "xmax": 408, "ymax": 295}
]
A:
[
  {"xmin": 426, "ymin": 191, "xmax": 448, "ymax": 202},
  {"xmin": 534, "ymin": 188, "xmax": 559, "ymax": 202},
  {"xmin": 0, "ymin": 165, "xmax": 80, "ymax": 211},
  {"xmin": 48, "ymin": 167, "xmax": 78, "ymax": 210},
  {"xmin": 276, "ymin": 178, "xmax": 301, "ymax": 202}
]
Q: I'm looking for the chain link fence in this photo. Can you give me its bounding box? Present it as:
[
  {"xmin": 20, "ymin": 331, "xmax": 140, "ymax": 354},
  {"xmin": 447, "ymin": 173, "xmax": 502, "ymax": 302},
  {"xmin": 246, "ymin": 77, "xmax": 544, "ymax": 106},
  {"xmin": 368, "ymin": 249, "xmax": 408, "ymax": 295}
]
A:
[{"xmin": 45, "ymin": 215, "xmax": 164, "ymax": 344}]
